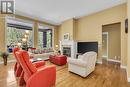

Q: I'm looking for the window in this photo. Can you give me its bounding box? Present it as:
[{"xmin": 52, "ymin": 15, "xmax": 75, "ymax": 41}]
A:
[
  {"xmin": 38, "ymin": 29, "xmax": 52, "ymax": 49},
  {"xmin": 6, "ymin": 23, "xmax": 33, "ymax": 48}
]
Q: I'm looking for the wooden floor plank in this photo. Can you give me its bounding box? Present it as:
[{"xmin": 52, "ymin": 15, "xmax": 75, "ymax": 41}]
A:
[{"xmin": 0, "ymin": 60, "xmax": 129, "ymax": 87}]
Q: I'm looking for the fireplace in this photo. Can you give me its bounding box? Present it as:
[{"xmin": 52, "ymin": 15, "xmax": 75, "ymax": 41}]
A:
[
  {"xmin": 63, "ymin": 47, "xmax": 71, "ymax": 57},
  {"xmin": 60, "ymin": 40, "xmax": 77, "ymax": 58}
]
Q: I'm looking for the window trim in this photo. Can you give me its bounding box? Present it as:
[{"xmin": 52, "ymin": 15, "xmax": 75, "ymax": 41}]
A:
[
  {"xmin": 7, "ymin": 23, "xmax": 33, "ymax": 30},
  {"xmin": 6, "ymin": 23, "xmax": 34, "ymax": 48}
]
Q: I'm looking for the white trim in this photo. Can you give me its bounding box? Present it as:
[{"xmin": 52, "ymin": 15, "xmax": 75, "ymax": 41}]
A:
[
  {"xmin": 128, "ymin": 78, "xmax": 130, "ymax": 82},
  {"xmin": 120, "ymin": 65, "xmax": 127, "ymax": 69},
  {"xmin": 126, "ymin": 69, "xmax": 130, "ymax": 82},
  {"xmin": 96, "ymin": 59, "xmax": 102, "ymax": 64},
  {"xmin": 107, "ymin": 59, "xmax": 121, "ymax": 63},
  {"xmin": 120, "ymin": 66, "xmax": 130, "ymax": 82},
  {"xmin": 60, "ymin": 40, "xmax": 77, "ymax": 58},
  {"xmin": 102, "ymin": 56, "xmax": 107, "ymax": 58},
  {"xmin": 6, "ymin": 17, "xmax": 34, "ymax": 27},
  {"xmin": 102, "ymin": 32, "xmax": 108, "ymax": 59}
]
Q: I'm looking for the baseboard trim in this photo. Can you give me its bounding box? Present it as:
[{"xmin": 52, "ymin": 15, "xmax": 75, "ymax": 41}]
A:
[
  {"xmin": 120, "ymin": 65, "xmax": 127, "ymax": 69},
  {"xmin": 128, "ymin": 78, "xmax": 130, "ymax": 82},
  {"xmin": 107, "ymin": 59, "xmax": 120, "ymax": 63},
  {"xmin": 96, "ymin": 59, "xmax": 102, "ymax": 64},
  {"xmin": 121, "ymin": 66, "xmax": 130, "ymax": 82},
  {"xmin": 126, "ymin": 69, "xmax": 130, "ymax": 82}
]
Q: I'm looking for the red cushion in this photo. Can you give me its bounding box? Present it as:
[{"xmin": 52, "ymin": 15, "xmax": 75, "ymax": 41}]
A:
[
  {"xmin": 20, "ymin": 50, "xmax": 37, "ymax": 74},
  {"xmin": 49, "ymin": 55, "xmax": 67, "ymax": 65}
]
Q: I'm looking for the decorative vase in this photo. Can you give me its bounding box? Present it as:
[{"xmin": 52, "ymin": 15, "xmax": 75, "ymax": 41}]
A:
[
  {"xmin": 3, "ymin": 56, "xmax": 7, "ymax": 65},
  {"xmin": 0, "ymin": 52, "xmax": 9, "ymax": 65}
]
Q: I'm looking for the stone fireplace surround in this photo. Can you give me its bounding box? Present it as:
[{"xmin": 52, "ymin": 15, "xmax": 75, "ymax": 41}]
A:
[{"xmin": 60, "ymin": 40, "xmax": 77, "ymax": 58}]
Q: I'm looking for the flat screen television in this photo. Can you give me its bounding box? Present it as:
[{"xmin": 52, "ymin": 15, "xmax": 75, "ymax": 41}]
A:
[{"xmin": 77, "ymin": 42, "xmax": 98, "ymax": 54}]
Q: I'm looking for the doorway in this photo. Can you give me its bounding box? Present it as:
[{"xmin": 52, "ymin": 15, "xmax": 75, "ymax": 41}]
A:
[{"xmin": 102, "ymin": 23, "xmax": 121, "ymax": 61}]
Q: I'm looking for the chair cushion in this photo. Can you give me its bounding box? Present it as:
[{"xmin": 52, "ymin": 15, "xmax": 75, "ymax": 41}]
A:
[{"xmin": 20, "ymin": 50, "xmax": 37, "ymax": 74}]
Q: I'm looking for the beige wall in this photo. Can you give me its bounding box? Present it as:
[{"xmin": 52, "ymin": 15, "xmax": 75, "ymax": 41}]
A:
[
  {"xmin": 102, "ymin": 23, "xmax": 121, "ymax": 60},
  {"xmin": 34, "ymin": 22, "xmax": 38, "ymax": 48},
  {"xmin": 76, "ymin": 4, "xmax": 127, "ymax": 65},
  {"xmin": 127, "ymin": 0, "xmax": 130, "ymax": 79},
  {"xmin": 59, "ymin": 4, "xmax": 127, "ymax": 65},
  {"xmin": 58, "ymin": 19, "xmax": 76, "ymax": 41},
  {"xmin": 0, "ymin": 15, "xmax": 6, "ymax": 52},
  {"xmin": 15, "ymin": 15, "xmax": 55, "ymax": 26},
  {"xmin": 53, "ymin": 26, "xmax": 59, "ymax": 49}
]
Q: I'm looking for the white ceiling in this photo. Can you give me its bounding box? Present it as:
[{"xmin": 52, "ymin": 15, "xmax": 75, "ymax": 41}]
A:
[{"xmin": 15, "ymin": 0, "xmax": 127, "ymax": 25}]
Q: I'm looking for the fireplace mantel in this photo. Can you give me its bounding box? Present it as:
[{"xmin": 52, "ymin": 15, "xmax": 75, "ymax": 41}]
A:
[{"xmin": 59, "ymin": 40, "xmax": 77, "ymax": 58}]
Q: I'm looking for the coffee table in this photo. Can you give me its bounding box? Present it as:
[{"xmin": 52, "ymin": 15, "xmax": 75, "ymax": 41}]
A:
[{"xmin": 30, "ymin": 52, "xmax": 55, "ymax": 61}]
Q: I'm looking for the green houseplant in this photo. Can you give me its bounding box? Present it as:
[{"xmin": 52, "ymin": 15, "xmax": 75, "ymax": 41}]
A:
[{"xmin": 0, "ymin": 51, "xmax": 9, "ymax": 65}]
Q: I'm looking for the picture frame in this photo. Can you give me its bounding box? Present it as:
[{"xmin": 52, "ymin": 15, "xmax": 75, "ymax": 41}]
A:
[{"xmin": 64, "ymin": 33, "xmax": 69, "ymax": 40}]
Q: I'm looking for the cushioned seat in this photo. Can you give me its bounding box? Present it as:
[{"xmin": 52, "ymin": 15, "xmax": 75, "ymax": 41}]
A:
[{"xmin": 67, "ymin": 51, "xmax": 97, "ymax": 77}]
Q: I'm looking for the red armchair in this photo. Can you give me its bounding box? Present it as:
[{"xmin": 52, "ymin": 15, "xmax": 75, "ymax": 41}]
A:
[
  {"xmin": 13, "ymin": 48, "xmax": 45, "ymax": 77},
  {"xmin": 16, "ymin": 50, "xmax": 56, "ymax": 87},
  {"xmin": 13, "ymin": 48, "xmax": 46, "ymax": 86},
  {"xmin": 49, "ymin": 55, "xmax": 67, "ymax": 65},
  {"xmin": 13, "ymin": 47, "xmax": 22, "ymax": 77}
]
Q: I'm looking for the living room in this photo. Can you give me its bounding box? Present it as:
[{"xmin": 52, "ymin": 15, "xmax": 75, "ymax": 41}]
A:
[{"xmin": 0, "ymin": 0, "xmax": 130, "ymax": 87}]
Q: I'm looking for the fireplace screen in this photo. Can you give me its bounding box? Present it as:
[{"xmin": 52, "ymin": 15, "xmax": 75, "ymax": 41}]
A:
[{"xmin": 63, "ymin": 47, "xmax": 71, "ymax": 57}]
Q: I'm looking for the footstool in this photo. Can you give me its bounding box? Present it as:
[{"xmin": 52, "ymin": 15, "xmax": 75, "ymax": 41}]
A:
[{"xmin": 49, "ymin": 55, "xmax": 67, "ymax": 65}]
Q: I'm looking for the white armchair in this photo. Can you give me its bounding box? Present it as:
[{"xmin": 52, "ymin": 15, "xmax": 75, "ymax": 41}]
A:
[{"xmin": 67, "ymin": 51, "xmax": 97, "ymax": 77}]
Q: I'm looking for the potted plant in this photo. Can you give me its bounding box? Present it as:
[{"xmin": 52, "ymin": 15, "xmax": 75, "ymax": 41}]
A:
[{"xmin": 0, "ymin": 51, "xmax": 9, "ymax": 65}]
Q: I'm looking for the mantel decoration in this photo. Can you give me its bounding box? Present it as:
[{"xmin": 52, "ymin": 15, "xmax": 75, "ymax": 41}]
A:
[
  {"xmin": 64, "ymin": 33, "xmax": 69, "ymax": 40},
  {"xmin": 0, "ymin": 51, "xmax": 9, "ymax": 65}
]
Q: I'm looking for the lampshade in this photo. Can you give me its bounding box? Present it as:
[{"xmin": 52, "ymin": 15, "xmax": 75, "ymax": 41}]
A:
[
  {"xmin": 17, "ymin": 42, "xmax": 21, "ymax": 46},
  {"xmin": 22, "ymin": 38, "xmax": 27, "ymax": 42},
  {"xmin": 25, "ymin": 30, "xmax": 30, "ymax": 34},
  {"xmin": 24, "ymin": 34, "xmax": 28, "ymax": 38},
  {"xmin": 55, "ymin": 45, "xmax": 58, "ymax": 48}
]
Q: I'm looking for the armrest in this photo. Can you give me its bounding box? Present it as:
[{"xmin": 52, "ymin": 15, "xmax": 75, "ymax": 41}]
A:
[
  {"xmin": 33, "ymin": 61, "xmax": 45, "ymax": 68},
  {"xmin": 68, "ymin": 58, "xmax": 87, "ymax": 67},
  {"xmin": 78, "ymin": 55, "xmax": 83, "ymax": 59},
  {"xmin": 26, "ymin": 65, "xmax": 56, "ymax": 87}
]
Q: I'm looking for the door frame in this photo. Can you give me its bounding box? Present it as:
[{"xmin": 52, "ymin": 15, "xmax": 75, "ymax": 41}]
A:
[{"xmin": 102, "ymin": 32, "xmax": 109, "ymax": 59}]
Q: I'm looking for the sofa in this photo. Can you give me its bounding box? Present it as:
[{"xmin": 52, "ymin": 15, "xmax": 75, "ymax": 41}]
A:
[{"xmin": 67, "ymin": 51, "xmax": 97, "ymax": 77}]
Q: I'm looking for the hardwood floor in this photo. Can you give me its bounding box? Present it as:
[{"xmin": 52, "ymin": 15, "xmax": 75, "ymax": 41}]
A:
[{"xmin": 0, "ymin": 60, "xmax": 130, "ymax": 87}]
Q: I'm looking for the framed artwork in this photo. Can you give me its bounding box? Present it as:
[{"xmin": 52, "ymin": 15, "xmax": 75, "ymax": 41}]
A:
[{"xmin": 64, "ymin": 33, "xmax": 69, "ymax": 40}]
